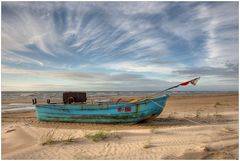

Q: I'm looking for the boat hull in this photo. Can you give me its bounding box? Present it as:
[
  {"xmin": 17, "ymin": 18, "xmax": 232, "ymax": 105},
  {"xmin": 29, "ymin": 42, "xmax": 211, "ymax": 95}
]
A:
[{"xmin": 35, "ymin": 95, "xmax": 169, "ymax": 123}]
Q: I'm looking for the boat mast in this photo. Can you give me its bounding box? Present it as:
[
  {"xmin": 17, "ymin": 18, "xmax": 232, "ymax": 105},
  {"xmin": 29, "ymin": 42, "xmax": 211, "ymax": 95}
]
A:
[{"xmin": 152, "ymin": 77, "xmax": 200, "ymax": 97}]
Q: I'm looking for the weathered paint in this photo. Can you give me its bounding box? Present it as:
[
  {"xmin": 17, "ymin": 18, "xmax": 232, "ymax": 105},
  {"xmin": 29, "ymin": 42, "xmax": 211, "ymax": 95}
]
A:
[{"xmin": 35, "ymin": 95, "xmax": 169, "ymax": 123}]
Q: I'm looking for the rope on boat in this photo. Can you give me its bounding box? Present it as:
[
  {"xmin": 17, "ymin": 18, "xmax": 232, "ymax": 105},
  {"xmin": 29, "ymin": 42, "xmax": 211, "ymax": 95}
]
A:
[{"xmin": 149, "ymin": 99, "xmax": 163, "ymax": 108}]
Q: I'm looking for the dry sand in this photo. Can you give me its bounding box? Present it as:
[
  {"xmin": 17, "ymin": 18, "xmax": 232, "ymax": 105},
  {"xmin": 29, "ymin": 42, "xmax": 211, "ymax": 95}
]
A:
[{"xmin": 2, "ymin": 93, "xmax": 239, "ymax": 159}]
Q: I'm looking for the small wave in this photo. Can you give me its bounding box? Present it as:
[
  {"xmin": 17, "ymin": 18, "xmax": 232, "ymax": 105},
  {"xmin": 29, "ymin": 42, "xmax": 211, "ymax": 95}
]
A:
[
  {"xmin": 2, "ymin": 104, "xmax": 35, "ymax": 112},
  {"xmin": 9, "ymin": 103, "xmax": 32, "ymax": 106},
  {"xmin": 2, "ymin": 106, "xmax": 35, "ymax": 112},
  {"xmin": 20, "ymin": 93, "xmax": 35, "ymax": 97}
]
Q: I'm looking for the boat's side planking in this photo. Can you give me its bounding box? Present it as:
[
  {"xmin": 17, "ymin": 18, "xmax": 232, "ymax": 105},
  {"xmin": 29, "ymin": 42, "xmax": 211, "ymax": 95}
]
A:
[{"xmin": 35, "ymin": 95, "xmax": 169, "ymax": 123}]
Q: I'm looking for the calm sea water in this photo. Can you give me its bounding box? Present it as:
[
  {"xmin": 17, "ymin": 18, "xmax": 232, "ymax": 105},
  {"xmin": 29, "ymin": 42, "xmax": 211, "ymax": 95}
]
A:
[{"xmin": 1, "ymin": 91, "xmax": 236, "ymax": 112}]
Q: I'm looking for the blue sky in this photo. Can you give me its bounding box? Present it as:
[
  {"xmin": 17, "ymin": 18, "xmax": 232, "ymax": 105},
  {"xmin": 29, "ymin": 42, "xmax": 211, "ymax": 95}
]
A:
[{"xmin": 2, "ymin": 2, "xmax": 239, "ymax": 91}]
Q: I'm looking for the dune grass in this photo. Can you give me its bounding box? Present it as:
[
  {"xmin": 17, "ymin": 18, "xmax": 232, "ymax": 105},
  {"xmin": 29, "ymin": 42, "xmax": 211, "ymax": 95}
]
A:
[
  {"xmin": 85, "ymin": 131, "xmax": 121, "ymax": 142},
  {"xmin": 41, "ymin": 128, "xmax": 57, "ymax": 145},
  {"xmin": 223, "ymin": 126, "xmax": 235, "ymax": 133},
  {"xmin": 85, "ymin": 131, "xmax": 109, "ymax": 142},
  {"xmin": 41, "ymin": 128, "xmax": 78, "ymax": 145},
  {"xmin": 150, "ymin": 127, "xmax": 157, "ymax": 134},
  {"xmin": 214, "ymin": 102, "xmax": 222, "ymax": 107},
  {"xmin": 195, "ymin": 109, "xmax": 201, "ymax": 118},
  {"xmin": 143, "ymin": 137, "xmax": 152, "ymax": 149}
]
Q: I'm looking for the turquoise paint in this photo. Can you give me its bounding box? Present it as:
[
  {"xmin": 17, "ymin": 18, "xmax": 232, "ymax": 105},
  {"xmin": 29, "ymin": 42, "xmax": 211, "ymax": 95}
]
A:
[{"xmin": 35, "ymin": 95, "xmax": 169, "ymax": 123}]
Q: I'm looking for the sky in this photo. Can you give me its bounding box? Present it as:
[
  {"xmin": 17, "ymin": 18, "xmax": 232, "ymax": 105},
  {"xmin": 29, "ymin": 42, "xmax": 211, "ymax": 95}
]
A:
[{"xmin": 1, "ymin": 1, "xmax": 239, "ymax": 91}]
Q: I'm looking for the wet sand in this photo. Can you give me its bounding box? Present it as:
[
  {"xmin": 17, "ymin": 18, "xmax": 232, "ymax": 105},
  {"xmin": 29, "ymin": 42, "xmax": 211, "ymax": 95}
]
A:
[{"xmin": 2, "ymin": 93, "xmax": 238, "ymax": 159}]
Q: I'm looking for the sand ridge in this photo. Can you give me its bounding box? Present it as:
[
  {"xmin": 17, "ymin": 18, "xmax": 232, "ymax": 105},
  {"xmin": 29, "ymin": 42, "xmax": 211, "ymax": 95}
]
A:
[{"xmin": 2, "ymin": 123, "xmax": 238, "ymax": 159}]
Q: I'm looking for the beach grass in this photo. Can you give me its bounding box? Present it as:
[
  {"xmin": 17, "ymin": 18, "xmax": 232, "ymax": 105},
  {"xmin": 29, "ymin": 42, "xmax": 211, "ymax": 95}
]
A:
[
  {"xmin": 150, "ymin": 127, "xmax": 158, "ymax": 134},
  {"xmin": 168, "ymin": 112, "xmax": 175, "ymax": 119},
  {"xmin": 64, "ymin": 133, "xmax": 76, "ymax": 143},
  {"xmin": 85, "ymin": 131, "xmax": 121, "ymax": 142},
  {"xmin": 223, "ymin": 126, "xmax": 235, "ymax": 133},
  {"xmin": 85, "ymin": 131, "xmax": 109, "ymax": 142},
  {"xmin": 195, "ymin": 109, "xmax": 201, "ymax": 118},
  {"xmin": 213, "ymin": 113, "xmax": 222, "ymax": 118},
  {"xmin": 214, "ymin": 102, "xmax": 222, "ymax": 107},
  {"xmin": 143, "ymin": 137, "xmax": 152, "ymax": 149},
  {"xmin": 41, "ymin": 128, "xmax": 57, "ymax": 145},
  {"xmin": 41, "ymin": 128, "xmax": 78, "ymax": 145},
  {"xmin": 110, "ymin": 132, "xmax": 122, "ymax": 139}
]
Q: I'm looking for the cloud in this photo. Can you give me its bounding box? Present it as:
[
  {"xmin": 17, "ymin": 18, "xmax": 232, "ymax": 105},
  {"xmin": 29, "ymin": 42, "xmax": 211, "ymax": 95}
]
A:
[
  {"xmin": 2, "ymin": 65, "xmax": 175, "ymax": 91},
  {"xmin": 174, "ymin": 63, "xmax": 238, "ymax": 79},
  {"xmin": 103, "ymin": 61, "xmax": 186, "ymax": 75},
  {"xmin": 2, "ymin": 2, "xmax": 238, "ymax": 65},
  {"xmin": 2, "ymin": 2, "xmax": 238, "ymax": 91},
  {"xmin": 2, "ymin": 65, "xmax": 167, "ymax": 83},
  {"xmin": 112, "ymin": 2, "xmax": 169, "ymax": 15},
  {"xmin": 197, "ymin": 3, "xmax": 238, "ymax": 67},
  {"xmin": 2, "ymin": 1, "xmax": 172, "ymax": 64},
  {"xmin": 2, "ymin": 7, "xmax": 54, "ymax": 56},
  {"xmin": 2, "ymin": 50, "xmax": 44, "ymax": 66},
  {"xmin": 156, "ymin": 2, "xmax": 238, "ymax": 68}
]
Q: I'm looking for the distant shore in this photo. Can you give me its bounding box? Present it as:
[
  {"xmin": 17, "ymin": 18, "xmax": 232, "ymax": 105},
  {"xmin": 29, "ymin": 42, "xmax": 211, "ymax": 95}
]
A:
[{"xmin": 2, "ymin": 93, "xmax": 239, "ymax": 159}]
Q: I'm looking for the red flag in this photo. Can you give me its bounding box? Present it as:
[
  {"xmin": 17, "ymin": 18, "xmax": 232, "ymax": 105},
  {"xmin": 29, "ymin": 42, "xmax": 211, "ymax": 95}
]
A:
[
  {"xmin": 179, "ymin": 81, "xmax": 190, "ymax": 86},
  {"xmin": 158, "ymin": 77, "xmax": 200, "ymax": 94},
  {"xmin": 179, "ymin": 77, "xmax": 200, "ymax": 86}
]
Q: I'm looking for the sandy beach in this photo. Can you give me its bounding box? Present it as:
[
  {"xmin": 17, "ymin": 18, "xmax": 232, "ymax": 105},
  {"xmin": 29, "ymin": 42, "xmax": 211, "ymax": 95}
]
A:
[{"xmin": 2, "ymin": 93, "xmax": 238, "ymax": 159}]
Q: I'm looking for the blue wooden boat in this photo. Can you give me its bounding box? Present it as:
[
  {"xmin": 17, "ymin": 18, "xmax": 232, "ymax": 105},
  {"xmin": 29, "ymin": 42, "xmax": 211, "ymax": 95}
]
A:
[{"xmin": 35, "ymin": 94, "xmax": 169, "ymax": 124}]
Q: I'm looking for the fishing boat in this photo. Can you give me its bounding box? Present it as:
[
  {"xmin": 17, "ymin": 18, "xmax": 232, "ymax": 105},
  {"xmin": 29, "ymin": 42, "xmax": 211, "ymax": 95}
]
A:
[
  {"xmin": 35, "ymin": 94, "xmax": 169, "ymax": 123},
  {"xmin": 35, "ymin": 77, "xmax": 200, "ymax": 124}
]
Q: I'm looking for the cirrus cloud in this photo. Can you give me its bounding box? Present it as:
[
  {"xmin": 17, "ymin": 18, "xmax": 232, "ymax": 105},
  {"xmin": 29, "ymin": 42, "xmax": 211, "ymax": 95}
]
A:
[{"xmin": 2, "ymin": 2, "xmax": 238, "ymax": 91}]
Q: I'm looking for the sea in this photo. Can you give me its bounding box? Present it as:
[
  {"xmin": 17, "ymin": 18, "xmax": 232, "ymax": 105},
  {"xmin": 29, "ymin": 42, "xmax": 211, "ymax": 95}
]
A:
[{"xmin": 1, "ymin": 91, "xmax": 236, "ymax": 112}]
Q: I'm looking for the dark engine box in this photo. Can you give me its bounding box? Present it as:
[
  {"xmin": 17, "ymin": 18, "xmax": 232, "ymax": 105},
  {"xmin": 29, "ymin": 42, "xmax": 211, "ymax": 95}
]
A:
[{"xmin": 63, "ymin": 92, "xmax": 87, "ymax": 104}]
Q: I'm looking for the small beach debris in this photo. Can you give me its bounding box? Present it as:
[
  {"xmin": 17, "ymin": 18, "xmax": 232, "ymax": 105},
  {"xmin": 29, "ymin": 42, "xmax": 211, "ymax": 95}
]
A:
[
  {"xmin": 203, "ymin": 146, "xmax": 210, "ymax": 152},
  {"xmin": 32, "ymin": 98, "xmax": 37, "ymax": 104},
  {"xmin": 5, "ymin": 129, "xmax": 16, "ymax": 133}
]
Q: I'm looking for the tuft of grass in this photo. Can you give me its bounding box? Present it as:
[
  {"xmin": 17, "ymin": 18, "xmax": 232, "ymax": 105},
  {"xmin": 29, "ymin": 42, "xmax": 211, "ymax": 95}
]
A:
[
  {"xmin": 150, "ymin": 127, "xmax": 159, "ymax": 134},
  {"xmin": 214, "ymin": 102, "xmax": 221, "ymax": 107},
  {"xmin": 110, "ymin": 132, "xmax": 121, "ymax": 140},
  {"xmin": 150, "ymin": 128, "xmax": 169, "ymax": 135},
  {"xmin": 195, "ymin": 109, "xmax": 201, "ymax": 118},
  {"xmin": 213, "ymin": 102, "xmax": 222, "ymax": 119},
  {"xmin": 200, "ymin": 145, "xmax": 210, "ymax": 152},
  {"xmin": 167, "ymin": 112, "xmax": 175, "ymax": 119},
  {"xmin": 213, "ymin": 113, "xmax": 222, "ymax": 118},
  {"xmin": 223, "ymin": 126, "xmax": 235, "ymax": 133},
  {"xmin": 41, "ymin": 128, "xmax": 57, "ymax": 145},
  {"xmin": 213, "ymin": 111, "xmax": 222, "ymax": 120},
  {"xmin": 85, "ymin": 131, "xmax": 109, "ymax": 142},
  {"xmin": 64, "ymin": 133, "xmax": 77, "ymax": 143},
  {"xmin": 143, "ymin": 137, "xmax": 152, "ymax": 149},
  {"xmin": 41, "ymin": 128, "xmax": 78, "ymax": 145},
  {"xmin": 143, "ymin": 144, "xmax": 152, "ymax": 149}
]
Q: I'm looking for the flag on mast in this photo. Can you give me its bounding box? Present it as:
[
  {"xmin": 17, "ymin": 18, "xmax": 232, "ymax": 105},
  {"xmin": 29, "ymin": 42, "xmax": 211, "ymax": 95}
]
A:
[
  {"xmin": 179, "ymin": 77, "xmax": 200, "ymax": 86},
  {"xmin": 160, "ymin": 77, "xmax": 200, "ymax": 93}
]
